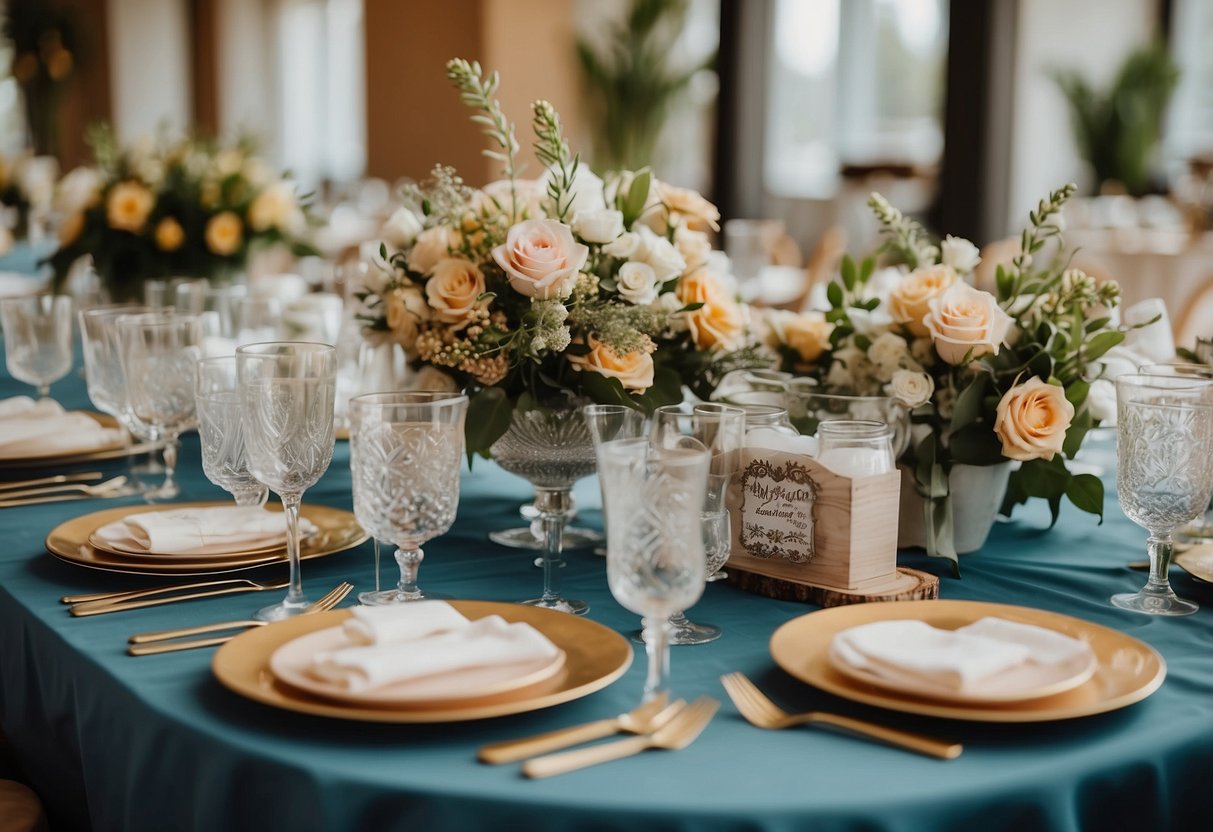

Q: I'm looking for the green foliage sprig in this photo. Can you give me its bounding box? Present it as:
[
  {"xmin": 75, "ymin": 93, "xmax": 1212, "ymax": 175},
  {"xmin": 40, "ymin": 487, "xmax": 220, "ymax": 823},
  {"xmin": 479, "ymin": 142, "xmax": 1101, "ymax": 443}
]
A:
[
  {"xmin": 446, "ymin": 58, "xmax": 521, "ymax": 223},
  {"xmin": 531, "ymin": 100, "xmax": 579, "ymax": 222}
]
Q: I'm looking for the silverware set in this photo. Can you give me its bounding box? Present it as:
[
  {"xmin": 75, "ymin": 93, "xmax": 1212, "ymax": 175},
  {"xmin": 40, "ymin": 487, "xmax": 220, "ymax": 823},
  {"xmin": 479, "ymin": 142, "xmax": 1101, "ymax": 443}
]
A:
[{"xmin": 0, "ymin": 473, "xmax": 130, "ymax": 508}]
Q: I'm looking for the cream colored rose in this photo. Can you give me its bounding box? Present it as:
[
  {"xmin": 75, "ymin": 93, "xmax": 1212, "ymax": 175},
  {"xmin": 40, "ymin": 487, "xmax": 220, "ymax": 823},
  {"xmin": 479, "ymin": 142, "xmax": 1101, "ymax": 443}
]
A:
[
  {"xmin": 994, "ymin": 377, "xmax": 1074, "ymax": 461},
  {"xmin": 572, "ymin": 208, "xmax": 624, "ymax": 244},
  {"xmin": 887, "ymin": 264, "xmax": 957, "ymax": 337},
  {"xmin": 205, "ymin": 211, "xmax": 243, "ymax": 256},
  {"xmin": 634, "ymin": 226, "xmax": 686, "ymax": 283},
  {"xmin": 567, "ymin": 337, "xmax": 654, "ymax": 392},
  {"xmin": 249, "ymin": 181, "xmax": 303, "ymax": 233},
  {"xmin": 655, "ymin": 180, "xmax": 721, "ymax": 231},
  {"xmin": 940, "ymin": 235, "xmax": 981, "ymax": 273},
  {"xmin": 106, "ymin": 180, "xmax": 154, "ymax": 233},
  {"xmin": 55, "ymin": 166, "xmax": 101, "ymax": 214},
  {"xmin": 616, "ymin": 261, "xmax": 659, "ymax": 305},
  {"xmin": 478, "ymin": 178, "xmax": 547, "ymax": 221},
  {"xmin": 491, "ymin": 219, "xmax": 588, "ymax": 300},
  {"xmin": 155, "ymin": 217, "xmax": 185, "ymax": 251},
  {"xmin": 602, "ymin": 231, "xmax": 640, "ymax": 259},
  {"xmin": 887, "ymin": 369, "xmax": 934, "ymax": 408},
  {"xmin": 58, "ymin": 211, "xmax": 84, "ymax": 246},
  {"xmin": 677, "ymin": 268, "xmax": 745, "ymax": 351},
  {"xmin": 385, "ymin": 285, "xmax": 430, "ymax": 350},
  {"xmin": 407, "ymin": 226, "xmax": 457, "ymax": 275},
  {"xmin": 674, "ymin": 227, "xmax": 712, "ymax": 269},
  {"xmin": 425, "ymin": 257, "xmax": 486, "ymax": 326},
  {"xmin": 381, "ymin": 206, "xmax": 423, "ymax": 249},
  {"xmin": 925, "ymin": 281, "xmax": 1014, "ymax": 365}
]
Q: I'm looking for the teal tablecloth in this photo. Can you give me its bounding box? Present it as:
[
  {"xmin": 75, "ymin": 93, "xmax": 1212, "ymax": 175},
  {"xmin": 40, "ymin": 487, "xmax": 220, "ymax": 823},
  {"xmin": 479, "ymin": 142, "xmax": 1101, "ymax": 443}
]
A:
[{"xmin": 0, "ymin": 360, "xmax": 1210, "ymax": 831}]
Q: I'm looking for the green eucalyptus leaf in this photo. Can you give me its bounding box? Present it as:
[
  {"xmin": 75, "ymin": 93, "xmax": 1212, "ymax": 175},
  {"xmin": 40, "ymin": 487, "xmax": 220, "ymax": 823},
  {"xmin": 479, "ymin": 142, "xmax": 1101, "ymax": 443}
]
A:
[
  {"xmin": 1083, "ymin": 330, "xmax": 1125, "ymax": 362},
  {"xmin": 950, "ymin": 375, "xmax": 987, "ymax": 432},
  {"xmin": 464, "ymin": 387, "xmax": 514, "ymax": 464},
  {"xmin": 1065, "ymin": 473, "xmax": 1104, "ymax": 521},
  {"xmin": 859, "ymin": 256, "xmax": 876, "ymax": 284},
  {"xmin": 841, "ymin": 255, "xmax": 857, "ymax": 291},
  {"xmin": 1065, "ymin": 379, "xmax": 1090, "ymax": 408},
  {"xmin": 826, "ymin": 281, "xmax": 844, "ymax": 309},
  {"xmin": 1062, "ymin": 406, "xmax": 1093, "ymax": 458}
]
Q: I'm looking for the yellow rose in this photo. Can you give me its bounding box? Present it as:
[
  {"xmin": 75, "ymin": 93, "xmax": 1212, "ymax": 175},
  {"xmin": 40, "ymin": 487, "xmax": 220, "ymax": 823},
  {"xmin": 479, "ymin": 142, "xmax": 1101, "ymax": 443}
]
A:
[
  {"xmin": 106, "ymin": 180, "xmax": 154, "ymax": 233},
  {"xmin": 924, "ymin": 281, "xmax": 1014, "ymax": 365},
  {"xmin": 887, "ymin": 265, "xmax": 957, "ymax": 337},
  {"xmin": 205, "ymin": 211, "xmax": 243, "ymax": 256},
  {"xmin": 677, "ymin": 268, "xmax": 745, "ymax": 351},
  {"xmin": 58, "ymin": 211, "xmax": 85, "ymax": 246},
  {"xmin": 994, "ymin": 377, "xmax": 1074, "ymax": 461},
  {"xmin": 248, "ymin": 181, "xmax": 302, "ymax": 233},
  {"xmin": 567, "ymin": 336, "xmax": 655, "ymax": 392},
  {"xmin": 154, "ymin": 217, "xmax": 185, "ymax": 251},
  {"xmin": 385, "ymin": 285, "xmax": 430, "ymax": 350},
  {"xmin": 779, "ymin": 313, "xmax": 833, "ymax": 364},
  {"xmin": 425, "ymin": 257, "xmax": 486, "ymax": 327}
]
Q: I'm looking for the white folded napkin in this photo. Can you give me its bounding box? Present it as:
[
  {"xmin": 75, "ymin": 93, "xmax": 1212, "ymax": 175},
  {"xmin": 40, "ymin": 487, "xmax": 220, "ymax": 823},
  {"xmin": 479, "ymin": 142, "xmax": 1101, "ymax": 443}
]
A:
[
  {"xmin": 0, "ymin": 396, "xmax": 62, "ymax": 420},
  {"xmin": 830, "ymin": 617, "xmax": 1091, "ymax": 693},
  {"xmin": 0, "ymin": 401, "xmax": 122, "ymax": 456},
  {"xmin": 94, "ymin": 506, "xmax": 317, "ymax": 556},
  {"xmin": 342, "ymin": 601, "xmax": 470, "ymax": 646},
  {"xmin": 1123, "ymin": 298, "xmax": 1175, "ymax": 364},
  {"xmin": 311, "ymin": 614, "xmax": 561, "ymax": 693}
]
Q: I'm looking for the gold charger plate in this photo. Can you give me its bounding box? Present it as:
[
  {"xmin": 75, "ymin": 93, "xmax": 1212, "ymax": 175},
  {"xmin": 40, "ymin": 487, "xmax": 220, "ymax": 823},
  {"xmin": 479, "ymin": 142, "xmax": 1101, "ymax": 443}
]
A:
[
  {"xmin": 0, "ymin": 411, "xmax": 127, "ymax": 466},
  {"xmin": 45, "ymin": 501, "xmax": 367, "ymax": 576},
  {"xmin": 770, "ymin": 600, "xmax": 1166, "ymax": 723},
  {"xmin": 1175, "ymin": 544, "xmax": 1213, "ymax": 583},
  {"xmin": 213, "ymin": 602, "xmax": 633, "ymax": 722}
]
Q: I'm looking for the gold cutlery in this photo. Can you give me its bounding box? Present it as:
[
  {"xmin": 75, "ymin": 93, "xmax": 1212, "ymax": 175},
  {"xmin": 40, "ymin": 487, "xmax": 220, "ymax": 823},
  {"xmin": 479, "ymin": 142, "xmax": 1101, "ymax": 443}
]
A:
[
  {"xmin": 720, "ymin": 672, "xmax": 962, "ymax": 760},
  {"xmin": 0, "ymin": 471, "xmax": 104, "ymax": 491},
  {"xmin": 126, "ymin": 582, "xmax": 353, "ymax": 655},
  {"xmin": 62, "ymin": 576, "xmax": 288, "ymax": 605},
  {"xmin": 0, "ymin": 475, "xmax": 129, "ymax": 501},
  {"xmin": 521, "ymin": 696, "xmax": 718, "ymax": 779},
  {"xmin": 0, "ymin": 490, "xmax": 129, "ymax": 509},
  {"xmin": 69, "ymin": 579, "xmax": 291, "ymax": 617},
  {"xmin": 479, "ymin": 695, "xmax": 679, "ymax": 764}
]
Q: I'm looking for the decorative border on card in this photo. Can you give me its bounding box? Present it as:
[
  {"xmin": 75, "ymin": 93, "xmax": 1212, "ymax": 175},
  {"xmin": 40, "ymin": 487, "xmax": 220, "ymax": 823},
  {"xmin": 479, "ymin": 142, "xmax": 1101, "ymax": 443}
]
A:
[{"xmin": 738, "ymin": 458, "xmax": 819, "ymax": 563}]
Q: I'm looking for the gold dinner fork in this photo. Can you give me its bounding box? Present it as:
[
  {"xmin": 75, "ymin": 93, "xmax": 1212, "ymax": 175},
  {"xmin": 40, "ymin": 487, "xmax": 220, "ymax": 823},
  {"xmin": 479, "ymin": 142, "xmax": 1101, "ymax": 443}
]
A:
[
  {"xmin": 0, "ymin": 475, "xmax": 129, "ymax": 506},
  {"xmin": 126, "ymin": 582, "xmax": 353, "ymax": 656},
  {"xmin": 720, "ymin": 673, "xmax": 962, "ymax": 760},
  {"xmin": 521, "ymin": 696, "xmax": 719, "ymax": 779}
]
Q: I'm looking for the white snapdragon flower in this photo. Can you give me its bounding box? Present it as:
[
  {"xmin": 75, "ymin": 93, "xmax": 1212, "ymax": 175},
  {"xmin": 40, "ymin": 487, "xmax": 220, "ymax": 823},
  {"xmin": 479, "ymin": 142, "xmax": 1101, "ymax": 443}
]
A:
[
  {"xmin": 940, "ymin": 235, "xmax": 981, "ymax": 273},
  {"xmin": 616, "ymin": 261, "xmax": 659, "ymax": 305},
  {"xmin": 572, "ymin": 208, "xmax": 624, "ymax": 244}
]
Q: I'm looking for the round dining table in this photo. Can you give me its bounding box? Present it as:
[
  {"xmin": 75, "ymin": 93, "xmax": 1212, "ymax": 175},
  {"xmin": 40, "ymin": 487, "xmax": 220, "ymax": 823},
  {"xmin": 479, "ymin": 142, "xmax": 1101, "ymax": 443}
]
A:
[{"xmin": 0, "ymin": 348, "xmax": 1210, "ymax": 832}]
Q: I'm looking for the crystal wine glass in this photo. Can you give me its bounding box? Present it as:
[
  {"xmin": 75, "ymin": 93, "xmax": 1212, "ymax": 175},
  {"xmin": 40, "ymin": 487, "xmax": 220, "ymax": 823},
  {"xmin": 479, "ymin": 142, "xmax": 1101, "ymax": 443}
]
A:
[
  {"xmin": 1140, "ymin": 363, "xmax": 1213, "ymax": 542},
  {"xmin": 650, "ymin": 403, "xmax": 746, "ymax": 644},
  {"xmin": 599, "ymin": 436, "xmax": 709, "ymax": 700},
  {"xmin": 116, "ymin": 312, "xmax": 204, "ymax": 501},
  {"xmin": 195, "ymin": 355, "xmax": 269, "ymax": 507},
  {"xmin": 0, "ymin": 294, "xmax": 73, "ymax": 400},
  {"xmin": 1113, "ymin": 373, "xmax": 1213, "ymax": 615},
  {"xmin": 238, "ymin": 342, "xmax": 337, "ymax": 620},
  {"xmin": 349, "ymin": 391, "xmax": 468, "ymax": 604},
  {"xmin": 584, "ymin": 403, "xmax": 647, "ymax": 554}
]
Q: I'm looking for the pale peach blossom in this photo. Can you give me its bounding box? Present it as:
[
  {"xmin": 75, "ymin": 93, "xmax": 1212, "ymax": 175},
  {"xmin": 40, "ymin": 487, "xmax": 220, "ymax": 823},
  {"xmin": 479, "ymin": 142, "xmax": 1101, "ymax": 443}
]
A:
[
  {"xmin": 425, "ymin": 257, "xmax": 486, "ymax": 327},
  {"xmin": 491, "ymin": 219, "xmax": 588, "ymax": 300},
  {"xmin": 677, "ymin": 268, "xmax": 745, "ymax": 351},
  {"xmin": 924, "ymin": 281, "xmax": 1013, "ymax": 365},
  {"xmin": 205, "ymin": 211, "xmax": 243, "ymax": 256},
  {"xmin": 106, "ymin": 180, "xmax": 154, "ymax": 233},
  {"xmin": 994, "ymin": 377, "xmax": 1074, "ymax": 461},
  {"xmin": 887, "ymin": 264, "xmax": 957, "ymax": 337},
  {"xmin": 567, "ymin": 336, "xmax": 654, "ymax": 392}
]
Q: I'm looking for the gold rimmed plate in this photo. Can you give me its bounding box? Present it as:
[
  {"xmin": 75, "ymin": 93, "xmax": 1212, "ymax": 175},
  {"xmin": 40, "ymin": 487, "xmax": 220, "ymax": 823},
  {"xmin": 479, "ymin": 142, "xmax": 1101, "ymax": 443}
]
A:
[
  {"xmin": 770, "ymin": 600, "xmax": 1166, "ymax": 723},
  {"xmin": 213, "ymin": 602, "xmax": 632, "ymax": 722},
  {"xmin": 46, "ymin": 501, "xmax": 367, "ymax": 576},
  {"xmin": 0, "ymin": 412, "xmax": 128, "ymax": 466},
  {"xmin": 1175, "ymin": 544, "xmax": 1213, "ymax": 584}
]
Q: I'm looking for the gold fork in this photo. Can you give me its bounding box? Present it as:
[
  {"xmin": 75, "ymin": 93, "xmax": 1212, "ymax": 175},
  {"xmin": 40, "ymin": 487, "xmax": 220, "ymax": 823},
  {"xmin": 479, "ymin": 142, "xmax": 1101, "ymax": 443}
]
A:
[
  {"xmin": 0, "ymin": 475, "xmax": 129, "ymax": 501},
  {"xmin": 70, "ymin": 579, "xmax": 290, "ymax": 617},
  {"xmin": 126, "ymin": 582, "xmax": 353, "ymax": 656},
  {"xmin": 720, "ymin": 673, "xmax": 962, "ymax": 760},
  {"xmin": 521, "ymin": 696, "xmax": 718, "ymax": 779}
]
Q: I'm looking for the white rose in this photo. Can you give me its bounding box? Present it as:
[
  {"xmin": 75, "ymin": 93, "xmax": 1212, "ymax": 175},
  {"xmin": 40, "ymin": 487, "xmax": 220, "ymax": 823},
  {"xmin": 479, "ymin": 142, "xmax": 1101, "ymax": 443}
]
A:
[
  {"xmin": 1087, "ymin": 378, "xmax": 1116, "ymax": 424},
  {"xmin": 886, "ymin": 369, "xmax": 934, "ymax": 408},
  {"xmin": 635, "ymin": 226, "xmax": 686, "ymax": 283},
  {"xmin": 572, "ymin": 208, "xmax": 624, "ymax": 244},
  {"xmin": 542, "ymin": 164, "xmax": 604, "ymax": 218},
  {"xmin": 55, "ymin": 166, "xmax": 102, "ymax": 215},
  {"xmin": 381, "ymin": 206, "xmax": 423, "ymax": 249},
  {"xmin": 940, "ymin": 235, "xmax": 981, "ymax": 273},
  {"xmin": 864, "ymin": 266, "xmax": 908, "ymax": 304},
  {"xmin": 602, "ymin": 231, "xmax": 640, "ymax": 259},
  {"xmin": 674, "ymin": 227, "xmax": 712, "ymax": 269},
  {"xmin": 848, "ymin": 306, "xmax": 894, "ymax": 338},
  {"xmin": 616, "ymin": 261, "xmax": 659, "ymax": 305},
  {"xmin": 407, "ymin": 226, "xmax": 455, "ymax": 275}
]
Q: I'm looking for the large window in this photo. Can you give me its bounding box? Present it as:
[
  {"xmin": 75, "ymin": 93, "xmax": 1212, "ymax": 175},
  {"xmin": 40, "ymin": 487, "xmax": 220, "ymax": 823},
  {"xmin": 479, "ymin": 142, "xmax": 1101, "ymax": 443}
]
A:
[{"xmin": 1167, "ymin": 0, "xmax": 1213, "ymax": 166}]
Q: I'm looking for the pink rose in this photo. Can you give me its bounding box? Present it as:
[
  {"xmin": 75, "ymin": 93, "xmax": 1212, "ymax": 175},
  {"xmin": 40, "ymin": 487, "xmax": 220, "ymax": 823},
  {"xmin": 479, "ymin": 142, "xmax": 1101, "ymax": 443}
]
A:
[{"xmin": 491, "ymin": 219, "xmax": 588, "ymax": 300}]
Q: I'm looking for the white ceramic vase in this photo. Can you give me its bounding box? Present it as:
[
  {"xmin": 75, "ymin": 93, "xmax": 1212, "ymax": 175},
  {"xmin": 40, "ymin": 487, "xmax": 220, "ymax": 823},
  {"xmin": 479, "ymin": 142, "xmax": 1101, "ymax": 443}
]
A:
[{"xmin": 897, "ymin": 462, "xmax": 1013, "ymax": 554}]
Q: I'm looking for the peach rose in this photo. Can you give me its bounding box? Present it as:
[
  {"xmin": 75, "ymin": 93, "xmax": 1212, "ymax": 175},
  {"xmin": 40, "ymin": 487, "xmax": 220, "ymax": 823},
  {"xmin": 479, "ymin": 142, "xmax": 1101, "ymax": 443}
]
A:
[
  {"xmin": 249, "ymin": 181, "xmax": 303, "ymax": 233},
  {"xmin": 924, "ymin": 281, "xmax": 1013, "ymax": 365},
  {"xmin": 385, "ymin": 284, "xmax": 430, "ymax": 350},
  {"xmin": 425, "ymin": 257, "xmax": 486, "ymax": 327},
  {"xmin": 567, "ymin": 337, "xmax": 654, "ymax": 392},
  {"xmin": 887, "ymin": 265, "xmax": 957, "ymax": 337},
  {"xmin": 677, "ymin": 268, "xmax": 745, "ymax": 351},
  {"xmin": 491, "ymin": 219, "xmax": 588, "ymax": 300},
  {"xmin": 154, "ymin": 217, "xmax": 185, "ymax": 251},
  {"xmin": 994, "ymin": 377, "xmax": 1074, "ymax": 461},
  {"xmin": 407, "ymin": 226, "xmax": 457, "ymax": 275},
  {"xmin": 205, "ymin": 211, "xmax": 243, "ymax": 256},
  {"xmin": 656, "ymin": 181, "xmax": 721, "ymax": 231},
  {"xmin": 106, "ymin": 180, "xmax": 154, "ymax": 233},
  {"xmin": 776, "ymin": 312, "xmax": 833, "ymax": 364}
]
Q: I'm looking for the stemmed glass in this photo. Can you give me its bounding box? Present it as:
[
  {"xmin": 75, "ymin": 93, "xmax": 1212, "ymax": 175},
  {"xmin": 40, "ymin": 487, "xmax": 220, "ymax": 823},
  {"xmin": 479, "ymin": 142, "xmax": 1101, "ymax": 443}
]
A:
[
  {"xmin": 585, "ymin": 404, "xmax": 647, "ymax": 554},
  {"xmin": 650, "ymin": 403, "xmax": 746, "ymax": 644},
  {"xmin": 194, "ymin": 356, "xmax": 270, "ymax": 507},
  {"xmin": 599, "ymin": 436, "xmax": 710, "ymax": 701},
  {"xmin": 237, "ymin": 342, "xmax": 337, "ymax": 620},
  {"xmin": 116, "ymin": 313, "xmax": 204, "ymax": 501},
  {"xmin": 349, "ymin": 392, "xmax": 468, "ymax": 604},
  {"xmin": 1140, "ymin": 364, "xmax": 1213, "ymax": 542},
  {"xmin": 0, "ymin": 294, "xmax": 73, "ymax": 400},
  {"xmin": 1113, "ymin": 373, "xmax": 1213, "ymax": 615}
]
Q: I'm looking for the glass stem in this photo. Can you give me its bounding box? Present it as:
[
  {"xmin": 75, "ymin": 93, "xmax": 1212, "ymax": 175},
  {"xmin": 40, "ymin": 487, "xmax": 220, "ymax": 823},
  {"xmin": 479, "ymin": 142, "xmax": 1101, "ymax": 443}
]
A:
[
  {"xmin": 232, "ymin": 487, "xmax": 268, "ymax": 507},
  {"xmin": 37, "ymin": 382, "xmax": 50, "ymax": 399},
  {"xmin": 642, "ymin": 616, "xmax": 672, "ymax": 702},
  {"xmin": 373, "ymin": 539, "xmax": 381, "ymax": 593},
  {"xmin": 395, "ymin": 546, "xmax": 424, "ymax": 599},
  {"xmin": 162, "ymin": 435, "xmax": 179, "ymax": 495},
  {"xmin": 536, "ymin": 488, "xmax": 569, "ymax": 605},
  {"xmin": 283, "ymin": 495, "xmax": 305, "ymax": 606},
  {"xmin": 1145, "ymin": 532, "xmax": 1177, "ymax": 596}
]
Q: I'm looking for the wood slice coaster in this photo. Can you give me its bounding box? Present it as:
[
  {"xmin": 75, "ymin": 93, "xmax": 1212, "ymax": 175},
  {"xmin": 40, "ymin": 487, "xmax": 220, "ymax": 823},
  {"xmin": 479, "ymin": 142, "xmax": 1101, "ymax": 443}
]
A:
[{"xmin": 726, "ymin": 566, "xmax": 939, "ymax": 608}]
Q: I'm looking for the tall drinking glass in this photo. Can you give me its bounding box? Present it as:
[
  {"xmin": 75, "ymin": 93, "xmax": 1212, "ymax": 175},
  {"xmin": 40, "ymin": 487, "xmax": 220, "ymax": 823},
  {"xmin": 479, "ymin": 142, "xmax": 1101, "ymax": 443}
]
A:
[
  {"xmin": 195, "ymin": 356, "xmax": 269, "ymax": 506},
  {"xmin": 1113, "ymin": 373, "xmax": 1213, "ymax": 615},
  {"xmin": 585, "ymin": 403, "xmax": 648, "ymax": 556},
  {"xmin": 350, "ymin": 392, "xmax": 468, "ymax": 604},
  {"xmin": 0, "ymin": 294, "xmax": 73, "ymax": 399},
  {"xmin": 116, "ymin": 313, "xmax": 204, "ymax": 500},
  {"xmin": 238, "ymin": 342, "xmax": 337, "ymax": 620},
  {"xmin": 599, "ymin": 436, "xmax": 709, "ymax": 701}
]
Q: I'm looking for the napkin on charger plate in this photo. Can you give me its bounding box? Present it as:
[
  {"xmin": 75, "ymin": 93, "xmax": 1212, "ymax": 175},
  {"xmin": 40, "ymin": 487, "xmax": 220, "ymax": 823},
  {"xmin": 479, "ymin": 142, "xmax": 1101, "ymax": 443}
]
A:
[
  {"xmin": 0, "ymin": 397, "xmax": 123, "ymax": 456},
  {"xmin": 311, "ymin": 604, "xmax": 561, "ymax": 693},
  {"xmin": 830, "ymin": 617, "xmax": 1093, "ymax": 693},
  {"xmin": 342, "ymin": 600, "xmax": 471, "ymax": 646},
  {"xmin": 94, "ymin": 506, "xmax": 318, "ymax": 556}
]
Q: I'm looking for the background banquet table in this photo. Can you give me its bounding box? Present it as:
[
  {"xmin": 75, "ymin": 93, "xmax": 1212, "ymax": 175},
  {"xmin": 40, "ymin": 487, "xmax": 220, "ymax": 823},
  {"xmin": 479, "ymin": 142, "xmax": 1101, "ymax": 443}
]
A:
[{"xmin": 0, "ymin": 357, "xmax": 1210, "ymax": 832}]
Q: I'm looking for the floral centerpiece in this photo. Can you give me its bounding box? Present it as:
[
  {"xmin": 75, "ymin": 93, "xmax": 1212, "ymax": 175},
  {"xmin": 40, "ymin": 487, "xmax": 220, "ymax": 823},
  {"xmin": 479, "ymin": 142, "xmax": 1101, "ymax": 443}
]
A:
[
  {"xmin": 356, "ymin": 59, "xmax": 759, "ymax": 459},
  {"xmin": 47, "ymin": 126, "xmax": 314, "ymax": 300},
  {"xmin": 766, "ymin": 184, "xmax": 1132, "ymax": 570}
]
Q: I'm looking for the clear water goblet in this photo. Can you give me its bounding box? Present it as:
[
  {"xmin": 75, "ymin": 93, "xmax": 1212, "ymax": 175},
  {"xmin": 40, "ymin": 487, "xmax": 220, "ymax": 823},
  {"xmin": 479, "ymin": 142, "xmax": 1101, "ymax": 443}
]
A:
[
  {"xmin": 585, "ymin": 403, "xmax": 648, "ymax": 556},
  {"xmin": 1139, "ymin": 364, "xmax": 1213, "ymax": 542},
  {"xmin": 599, "ymin": 436, "xmax": 709, "ymax": 701},
  {"xmin": 237, "ymin": 341, "xmax": 337, "ymax": 620},
  {"xmin": 350, "ymin": 391, "xmax": 468, "ymax": 605},
  {"xmin": 0, "ymin": 294, "xmax": 73, "ymax": 400},
  {"xmin": 116, "ymin": 312, "xmax": 204, "ymax": 501},
  {"xmin": 1113, "ymin": 373, "xmax": 1213, "ymax": 615},
  {"xmin": 195, "ymin": 355, "xmax": 269, "ymax": 507},
  {"xmin": 235, "ymin": 296, "xmax": 284, "ymax": 346},
  {"xmin": 650, "ymin": 403, "xmax": 746, "ymax": 644}
]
